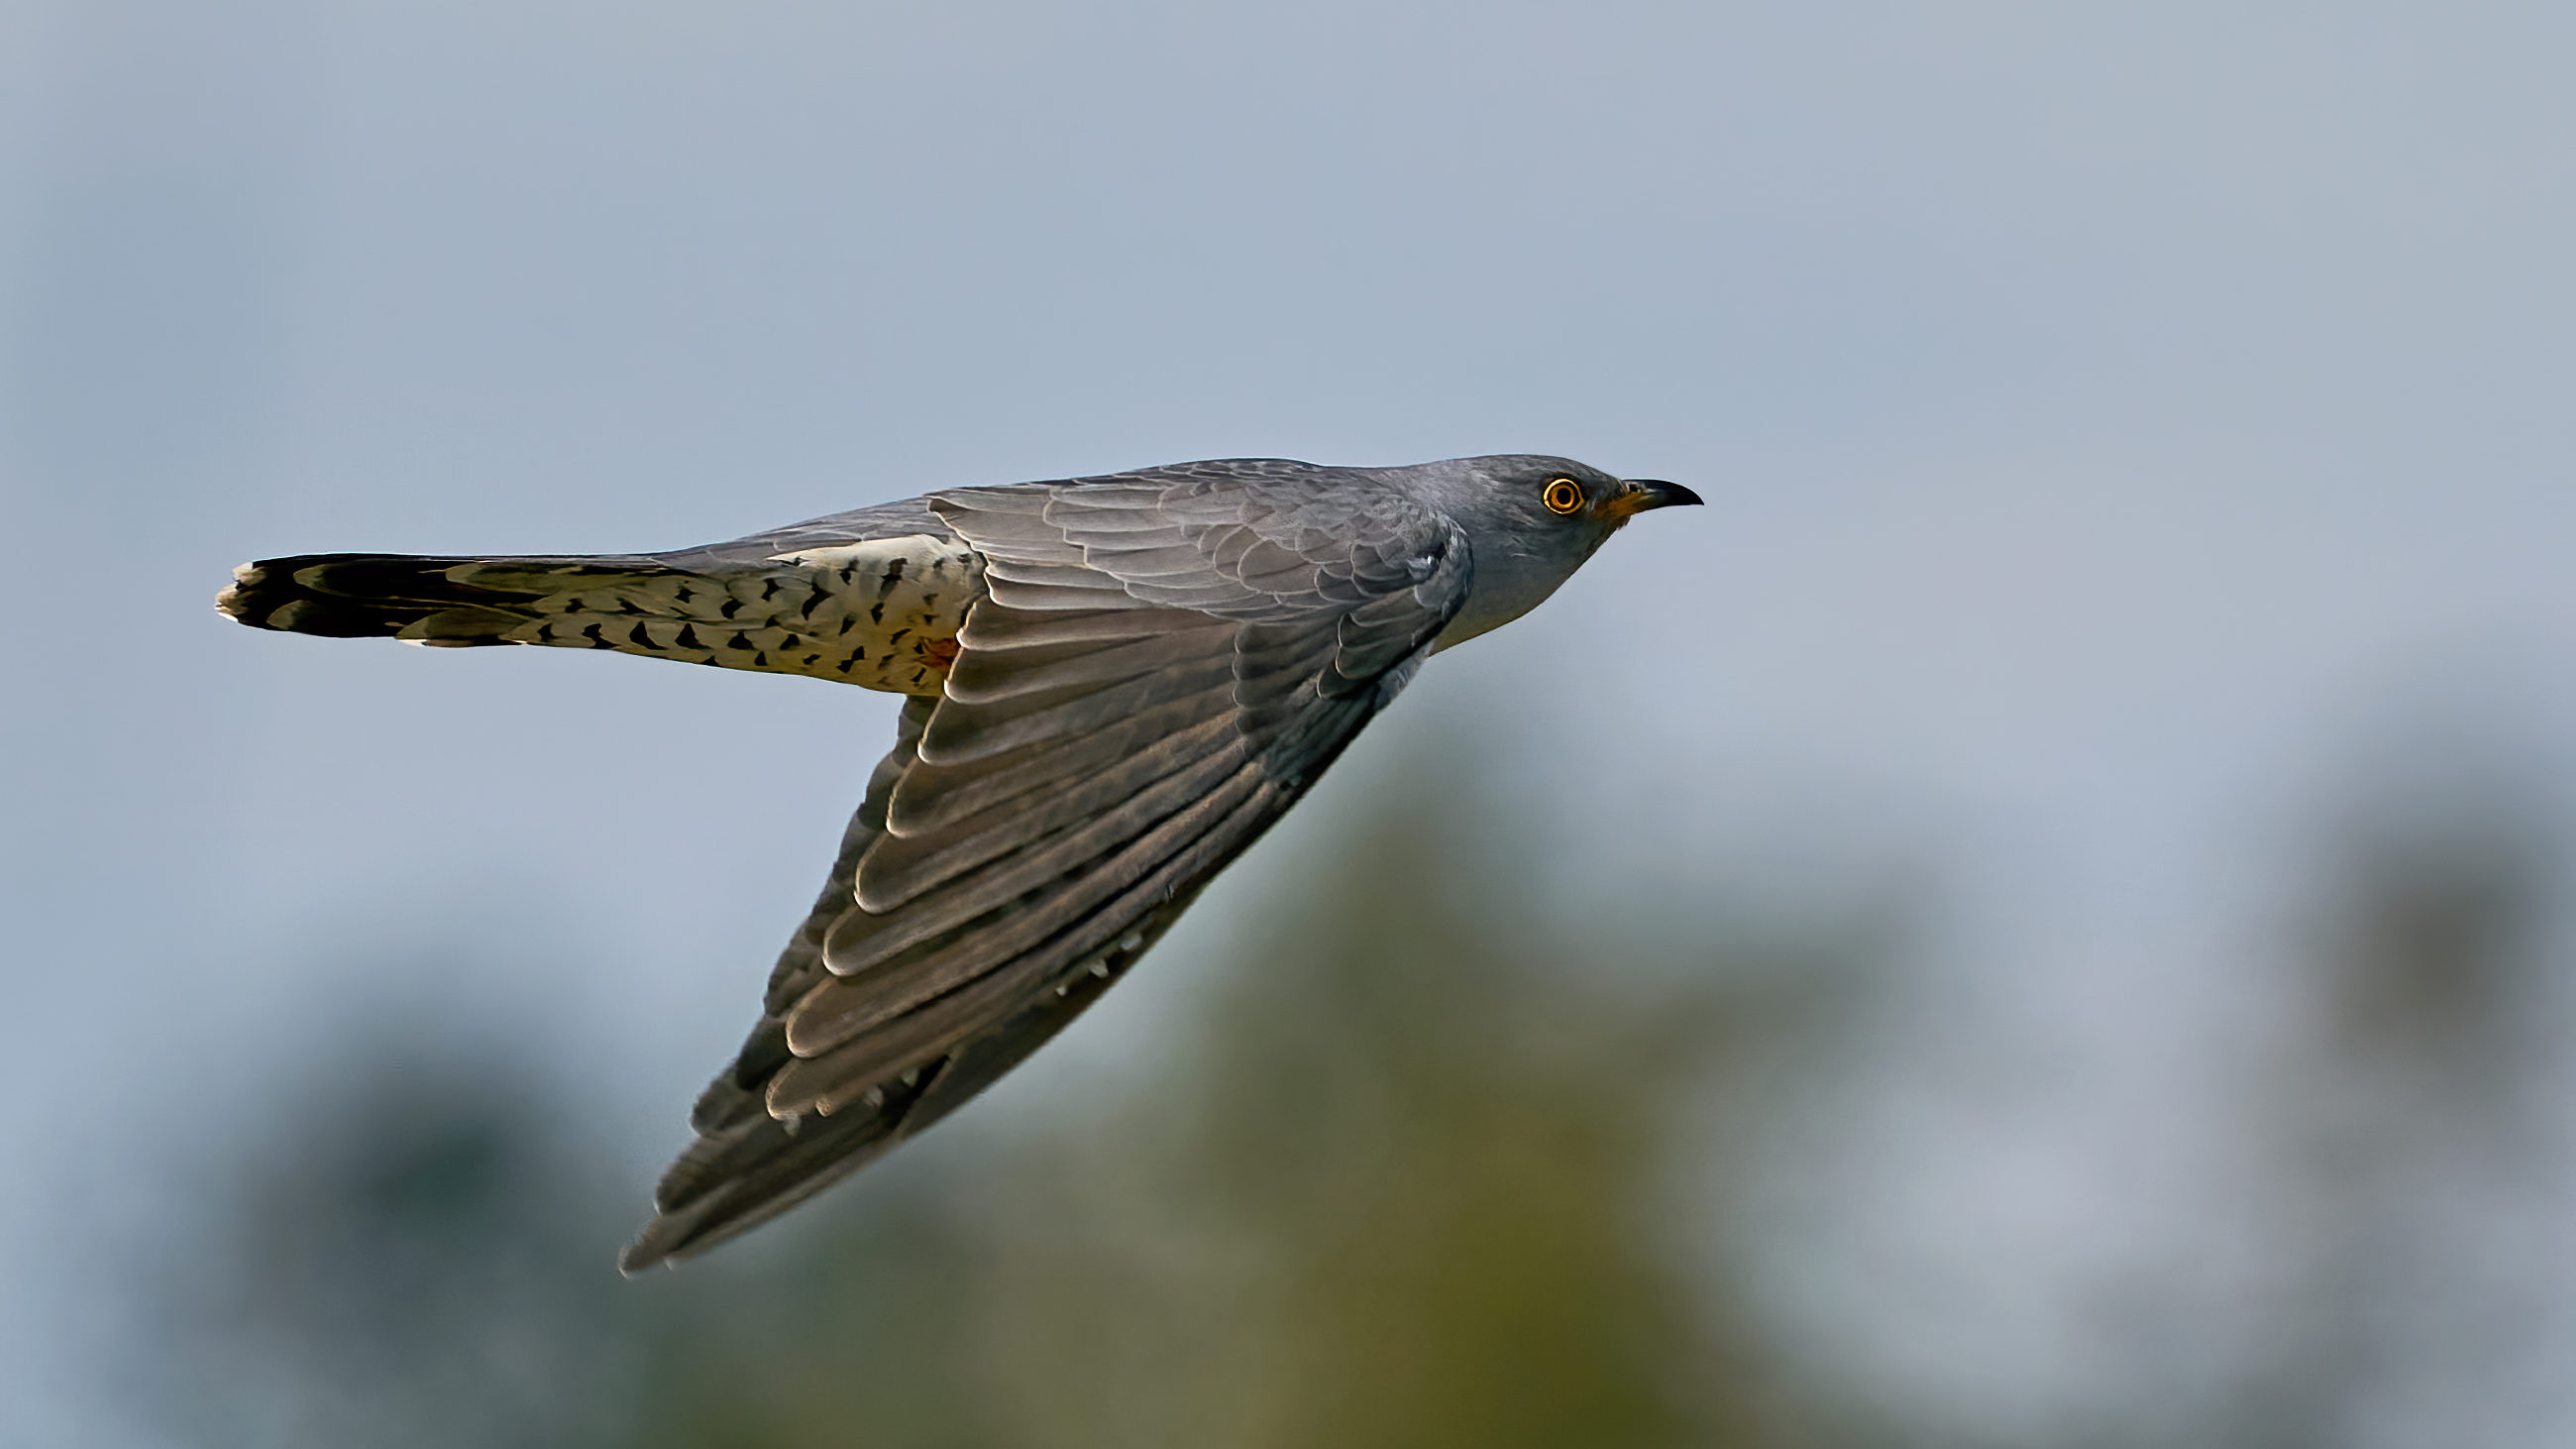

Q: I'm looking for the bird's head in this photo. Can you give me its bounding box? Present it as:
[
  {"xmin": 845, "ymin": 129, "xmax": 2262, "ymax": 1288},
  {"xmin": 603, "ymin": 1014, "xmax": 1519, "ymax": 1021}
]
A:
[{"xmin": 1395, "ymin": 453, "xmax": 1702, "ymax": 648}]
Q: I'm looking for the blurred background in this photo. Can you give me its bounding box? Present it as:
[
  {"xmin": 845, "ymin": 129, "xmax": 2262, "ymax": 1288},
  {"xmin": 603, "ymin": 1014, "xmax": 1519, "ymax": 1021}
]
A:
[{"xmin": 6, "ymin": 2, "xmax": 2574, "ymax": 1444}]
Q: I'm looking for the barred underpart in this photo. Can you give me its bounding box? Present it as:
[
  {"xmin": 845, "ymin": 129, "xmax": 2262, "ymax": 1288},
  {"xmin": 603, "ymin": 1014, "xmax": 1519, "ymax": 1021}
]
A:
[{"xmin": 219, "ymin": 534, "xmax": 987, "ymax": 693}]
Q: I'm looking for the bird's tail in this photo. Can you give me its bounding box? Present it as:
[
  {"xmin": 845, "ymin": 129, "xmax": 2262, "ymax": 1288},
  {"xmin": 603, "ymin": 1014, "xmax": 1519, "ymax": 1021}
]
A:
[
  {"xmin": 219, "ymin": 544, "xmax": 977, "ymax": 693},
  {"xmin": 217, "ymin": 552, "xmax": 688, "ymax": 647}
]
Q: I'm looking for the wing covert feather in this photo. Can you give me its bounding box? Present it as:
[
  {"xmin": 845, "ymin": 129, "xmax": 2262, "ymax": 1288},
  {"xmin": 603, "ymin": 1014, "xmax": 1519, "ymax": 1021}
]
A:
[{"xmin": 623, "ymin": 464, "xmax": 1469, "ymax": 1270}]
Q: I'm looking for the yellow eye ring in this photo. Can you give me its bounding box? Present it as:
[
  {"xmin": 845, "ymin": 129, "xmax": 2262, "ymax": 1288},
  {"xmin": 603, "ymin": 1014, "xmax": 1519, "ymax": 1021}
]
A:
[{"xmin": 1542, "ymin": 478, "xmax": 1585, "ymax": 514}]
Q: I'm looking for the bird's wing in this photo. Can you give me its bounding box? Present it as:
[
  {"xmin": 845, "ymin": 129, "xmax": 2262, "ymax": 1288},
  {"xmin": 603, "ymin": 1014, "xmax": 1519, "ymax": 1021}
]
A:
[{"xmin": 622, "ymin": 469, "xmax": 1469, "ymax": 1270}]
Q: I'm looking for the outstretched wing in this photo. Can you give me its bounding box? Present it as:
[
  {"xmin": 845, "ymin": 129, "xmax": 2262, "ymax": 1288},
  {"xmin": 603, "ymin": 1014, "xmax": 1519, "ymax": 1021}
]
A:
[{"xmin": 622, "ymin": 464, "xmax": 1469, "ymax": 1270}]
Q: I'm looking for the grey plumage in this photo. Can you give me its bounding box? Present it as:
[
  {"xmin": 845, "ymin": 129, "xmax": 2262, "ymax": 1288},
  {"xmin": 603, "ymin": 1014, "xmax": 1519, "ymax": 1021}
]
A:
[{"xmin": 216, "ymin": 454, "xmax": 1700, "ymax": 1270}]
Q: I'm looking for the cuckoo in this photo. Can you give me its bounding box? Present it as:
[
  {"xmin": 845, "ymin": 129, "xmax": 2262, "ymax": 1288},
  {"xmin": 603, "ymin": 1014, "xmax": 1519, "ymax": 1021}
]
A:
[{"xmin": 217, "ymin": 454, "xmax": 1701, "ymax": 1269}]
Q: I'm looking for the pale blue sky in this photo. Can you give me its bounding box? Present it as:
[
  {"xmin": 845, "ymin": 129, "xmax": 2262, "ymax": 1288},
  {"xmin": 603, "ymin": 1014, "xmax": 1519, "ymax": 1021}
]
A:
[{"xmin": 7, "ymin": 2, "xmax": 2574, "ymax": 1441}]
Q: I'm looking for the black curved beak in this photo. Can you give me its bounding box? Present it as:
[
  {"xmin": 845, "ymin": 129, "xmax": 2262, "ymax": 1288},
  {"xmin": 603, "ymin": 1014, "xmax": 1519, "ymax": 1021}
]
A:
[{"xmin": 1622, "ymin": 479, "xmax": 1703, "ymax": 511}]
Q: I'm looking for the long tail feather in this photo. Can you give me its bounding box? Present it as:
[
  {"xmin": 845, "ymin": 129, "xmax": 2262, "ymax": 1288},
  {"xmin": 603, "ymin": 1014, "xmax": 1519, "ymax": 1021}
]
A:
[{"xmin": 217, "ymin": 552, "xmax": 673, "ymax": 646}]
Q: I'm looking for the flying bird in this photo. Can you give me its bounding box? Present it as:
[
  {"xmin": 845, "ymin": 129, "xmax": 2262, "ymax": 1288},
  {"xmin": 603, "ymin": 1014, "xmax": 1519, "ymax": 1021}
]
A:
[{"xmin": 217, "ymin": 454, "xmax": 1701, "ymax": 1269}]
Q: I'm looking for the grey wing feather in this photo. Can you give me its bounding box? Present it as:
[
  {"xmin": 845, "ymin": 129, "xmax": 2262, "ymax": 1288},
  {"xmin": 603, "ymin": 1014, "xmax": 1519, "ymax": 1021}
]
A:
[
  {"xmin": 622, "ymin": 465, "xmax": 1469, "ymax": 1270},
  {"xmin": 622, "ymin": 694, "xmax": 938, "ymax": 1272}
]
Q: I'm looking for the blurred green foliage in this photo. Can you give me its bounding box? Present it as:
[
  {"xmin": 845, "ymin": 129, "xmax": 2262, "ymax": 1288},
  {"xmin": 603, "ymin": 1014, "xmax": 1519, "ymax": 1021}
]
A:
[
  {"xmin": 154, "ymin": 775, "xmax": 1843, "ymax": 1448},
  {"xmin": 147, "ymin": 755, "xmax": 2568, "ymax": 1448}
]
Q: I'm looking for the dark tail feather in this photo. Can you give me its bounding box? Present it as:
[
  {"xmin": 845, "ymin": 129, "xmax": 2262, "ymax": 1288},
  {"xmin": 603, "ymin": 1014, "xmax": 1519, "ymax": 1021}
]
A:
[{"xmin": 217, "ymin": 552, "xmax": 667, "ymax": 646}]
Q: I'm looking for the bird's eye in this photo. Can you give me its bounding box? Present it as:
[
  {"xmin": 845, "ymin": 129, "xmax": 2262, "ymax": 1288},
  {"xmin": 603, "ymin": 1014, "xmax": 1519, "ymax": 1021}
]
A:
[{"xmin": 1542, "ymin": 478, "xmax": 1585, "ymax": 514}]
